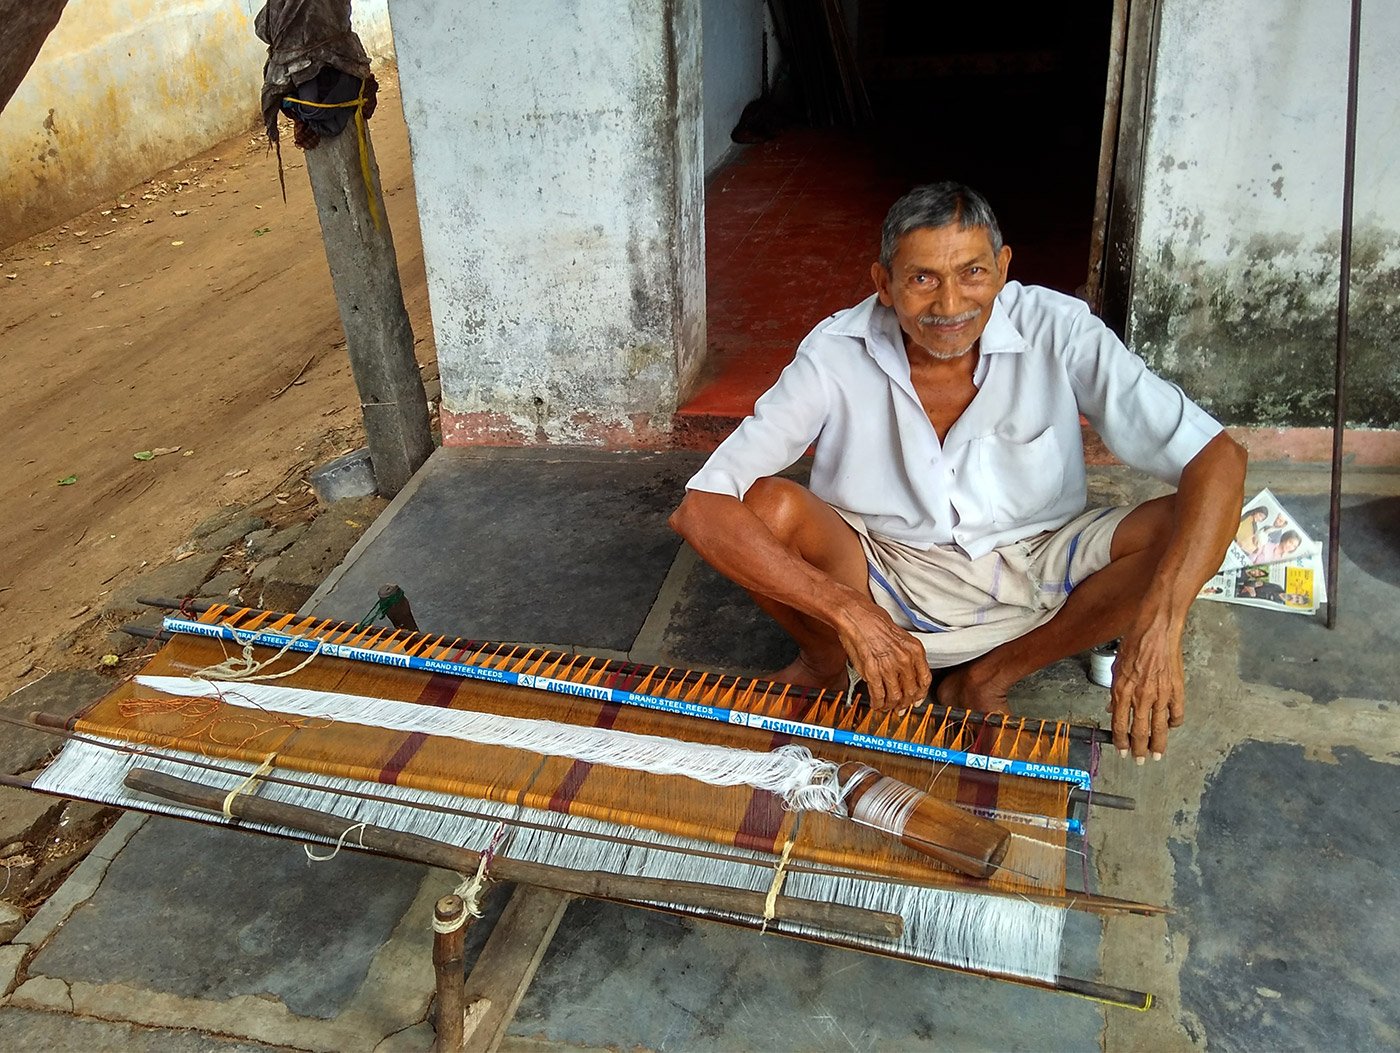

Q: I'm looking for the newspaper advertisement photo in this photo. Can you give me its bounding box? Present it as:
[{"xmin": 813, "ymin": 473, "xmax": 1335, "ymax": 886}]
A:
[{"xmin": 1200, "ymin": 488, "xmax": 1329, "ymax": 616}]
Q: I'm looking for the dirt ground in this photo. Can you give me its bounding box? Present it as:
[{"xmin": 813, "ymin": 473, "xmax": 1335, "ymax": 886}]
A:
[{"xmin": 0, "ymin": 74, "xmax": 434, "ymax": 702}]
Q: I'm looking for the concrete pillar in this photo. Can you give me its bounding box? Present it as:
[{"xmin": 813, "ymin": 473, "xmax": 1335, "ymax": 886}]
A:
[{"xmin": 387, "ymin": 0, "xmax": 705, "ymax": 446}]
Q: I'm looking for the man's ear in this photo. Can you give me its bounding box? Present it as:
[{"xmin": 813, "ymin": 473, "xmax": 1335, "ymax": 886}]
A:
[
  {"xmin": 871, "ymin": 261, "xmax": 894, "ymax": 306},
  {"xmin": 996, "ymin": 244, "xmax": 1012, "ymax": 280}
]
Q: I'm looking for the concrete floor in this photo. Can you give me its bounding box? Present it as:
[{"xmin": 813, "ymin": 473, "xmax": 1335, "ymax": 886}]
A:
[{"xmin": 2, "ymin": 448, "xmax": 1397, "ymax": 1052}]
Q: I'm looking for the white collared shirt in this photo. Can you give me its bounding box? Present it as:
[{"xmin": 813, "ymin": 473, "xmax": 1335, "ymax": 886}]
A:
[{"xmin": 686, "ymin": 281, "xmax": 1223, "ymax": 559}]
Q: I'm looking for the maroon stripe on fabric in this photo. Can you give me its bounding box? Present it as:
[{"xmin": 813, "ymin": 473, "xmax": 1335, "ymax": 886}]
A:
[
  {"xmin": 379, "ymin": 674, "xmax": 460, "ymax": 785},
  {"xmin": 732, "ymin": 729, "xmax": 790, "ymax": 851},
  {"xmin": 954, "ymin": 722, "xmax": 1001, "ymax": 813},
  {"xmin": 547, "ymin": 700, "xmax": 623, "ymax": 813}
]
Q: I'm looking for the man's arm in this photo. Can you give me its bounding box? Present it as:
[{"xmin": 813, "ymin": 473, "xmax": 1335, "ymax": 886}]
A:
[
  {"xmin": 669, "ymin": 490, "xmax": 931, "ymax": 709},
  {"xmin": 1111, "ymin": 431, "xmax": 1248, "ymax": 760}
]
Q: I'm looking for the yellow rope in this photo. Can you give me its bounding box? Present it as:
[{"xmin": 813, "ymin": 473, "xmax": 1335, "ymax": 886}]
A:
[
  {"xmin": 761, "ymin": 837, "xmax": 796, "ymax": 931},
  {"xmin": 283, "ymin": 80, "xmax": 382, "ymax": 231},
  {"xmin": 221, "ymin": 752, "xmax": 278, "ymax": 818}
]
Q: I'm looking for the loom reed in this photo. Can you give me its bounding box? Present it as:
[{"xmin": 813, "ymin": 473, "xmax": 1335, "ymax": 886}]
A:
[{"xmin": 136, "ymin": 596, "xmax": 1116, "ymax": 746}]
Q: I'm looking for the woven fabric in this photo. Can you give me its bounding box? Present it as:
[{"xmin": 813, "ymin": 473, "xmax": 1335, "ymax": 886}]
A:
[{"xmin": 71, "ymin": 607, "xmax": 1072, "ymax": 896}]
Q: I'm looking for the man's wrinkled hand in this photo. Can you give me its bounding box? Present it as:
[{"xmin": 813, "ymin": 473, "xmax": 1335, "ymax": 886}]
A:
[
  {"xmin": 1108, "ymin": 623, "xmax": 1186, "ymax": 761},
  {"xmin": 835, "ymin": 602, "xmax": 931, "ymax": 712}
]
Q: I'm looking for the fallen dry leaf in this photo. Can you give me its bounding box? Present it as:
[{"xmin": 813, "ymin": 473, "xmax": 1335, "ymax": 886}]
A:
[
  {"xmin": 69, "ymin": 605, "xmax": 90, "ymax": 619},
  {"xmin": 90, "ymin": 289, "xmax": 105, "ymax": 299},
  {"xmin": 170, "ymin": 240, "xmax": 185, "ymax": 247},
  {"xmin": 223, "ymin": 467, "xmax": 250, "ymax": 479}
]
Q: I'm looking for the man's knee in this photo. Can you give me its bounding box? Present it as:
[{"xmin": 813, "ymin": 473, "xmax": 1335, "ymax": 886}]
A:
[
  {"xmin": 742, "ymin": 477, "xmax": 811, "ymax": 541},
  {"xmin": 1111, "ymin": 494, "xmax": 1176, "ymax": 559}
]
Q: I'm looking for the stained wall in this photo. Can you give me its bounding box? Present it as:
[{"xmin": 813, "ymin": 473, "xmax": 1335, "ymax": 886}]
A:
[
  {"xmin": 390, "ymin": 0, "xmax": 706, "ymax": 446},
  {"xmin": 1129, "ymin": 0, "xmax": 1399, "ymax": 429},
  {"xmin": 0, "ymin": 0, "xmax": 394, "ymax": 247}
]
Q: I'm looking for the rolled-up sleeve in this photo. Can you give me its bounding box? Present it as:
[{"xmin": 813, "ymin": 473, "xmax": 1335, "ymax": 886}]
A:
[
  {"xmin": 685, "ymin": 346, "xmax": 831, "ymax": 499},
  {"xmin": 1062, "ymin": 308, "xmax": 1223, "ymax": 485}
]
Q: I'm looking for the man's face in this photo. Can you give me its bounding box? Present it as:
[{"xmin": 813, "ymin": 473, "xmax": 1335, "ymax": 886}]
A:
[{"xmin": 871, "ymin": 224, "xmax": 1012, "ymax": 361}]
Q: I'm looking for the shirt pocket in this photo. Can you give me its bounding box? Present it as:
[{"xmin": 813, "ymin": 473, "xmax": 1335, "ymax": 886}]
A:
[{"xmin": 973, "ymin": 426, "xmax": 1067, "ymax": 526}]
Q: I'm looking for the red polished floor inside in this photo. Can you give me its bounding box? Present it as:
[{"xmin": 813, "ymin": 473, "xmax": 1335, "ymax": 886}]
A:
[{"xmin": 680, "ymin": 127, "xmax": 1098, "ymax": 439}]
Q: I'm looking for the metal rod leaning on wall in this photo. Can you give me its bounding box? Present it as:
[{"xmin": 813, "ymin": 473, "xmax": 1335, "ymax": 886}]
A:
[{"xmin": 1326, "ymin": 0, "xmax": 1363, "ymax": 630}]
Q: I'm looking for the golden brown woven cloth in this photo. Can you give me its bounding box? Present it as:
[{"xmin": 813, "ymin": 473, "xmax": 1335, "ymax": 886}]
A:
[{"xmin": 70, "ymin": 606, "xmax": 1073, "ymax": 895}]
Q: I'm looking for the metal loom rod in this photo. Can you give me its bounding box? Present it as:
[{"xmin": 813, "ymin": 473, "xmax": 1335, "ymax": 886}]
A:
[
  {"xmin": 151, "ymin": 610, "xmax": 1097, "ymax": 791},
  {"xmin": 10, "ymin": 713, "xmax": 1167, "ymax": 918},
  {"xmin": 136, "ymin": 597, "xmax": 1116, "ymax": 747},
  {"xmin": 1325, "ymin": 0, "xmax": 1363, "ymax": 630},
  {"xmin": 782, "ymin": 931, "xmax": 1153, "ymax": 1012},
  {"xmin": 122, "ymin": 613, "xmax": 1133, "ymax": 810}
]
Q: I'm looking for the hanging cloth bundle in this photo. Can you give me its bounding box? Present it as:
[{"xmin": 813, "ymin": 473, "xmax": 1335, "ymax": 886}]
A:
[{"xmin": 254, "ymin": 0, "xmax": 377, "ymax": 210}]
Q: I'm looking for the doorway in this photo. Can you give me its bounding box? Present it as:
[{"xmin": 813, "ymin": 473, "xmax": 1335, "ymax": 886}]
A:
[{"xmin": 682, "ymin": 0, "xmax": 1123, "ymax": 436}]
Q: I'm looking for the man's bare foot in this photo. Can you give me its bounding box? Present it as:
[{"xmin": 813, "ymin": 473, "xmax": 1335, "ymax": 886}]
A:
[
  {"xmin": 769, "ymin": 652, "xmax": 850, "ymax": 693},
  {"xmin": 935, "ymin": 663, "xmax": 1011, "ymax": 715}
]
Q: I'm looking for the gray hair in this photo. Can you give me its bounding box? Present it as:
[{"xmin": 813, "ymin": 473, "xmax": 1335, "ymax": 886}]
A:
[{"xmin": 879, "ymin": 183, "xmax": 1004, "ymax": 269}]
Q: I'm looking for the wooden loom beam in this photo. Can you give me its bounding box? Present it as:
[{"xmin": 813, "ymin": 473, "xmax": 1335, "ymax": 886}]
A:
[
  {"xmin": 120, "ymin": 768, "xmax": 905, "ymax": 941},
  {"xmin": 3, "ymin": 716, "xmax": 1167, "ymax": 919}
]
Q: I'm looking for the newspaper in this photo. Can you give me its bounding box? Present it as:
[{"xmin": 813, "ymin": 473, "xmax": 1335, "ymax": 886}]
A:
[{"xmin": 1198, "ymin": 488, "xmax": 1327, "ymax": 616}]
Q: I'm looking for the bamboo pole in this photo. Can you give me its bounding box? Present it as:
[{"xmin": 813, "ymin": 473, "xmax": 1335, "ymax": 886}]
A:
[{"xmin": 121, "ymin": 768, "xmax": 904, "ymax": 940}]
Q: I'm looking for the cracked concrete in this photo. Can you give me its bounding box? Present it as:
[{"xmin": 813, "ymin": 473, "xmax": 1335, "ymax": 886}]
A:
[{"xmin": 1, "ymin": 450, "xmax": 1395, "ymax": 1050}]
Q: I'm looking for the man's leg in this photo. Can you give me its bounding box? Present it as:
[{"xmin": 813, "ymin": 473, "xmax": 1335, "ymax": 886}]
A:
[
  {"xmin": 938, "ymin": 495, "xmax": 1177, "ymax": 713},
  {"xmin": 739, "ymin": 477, "xmax": 872, "ymax": 691}
]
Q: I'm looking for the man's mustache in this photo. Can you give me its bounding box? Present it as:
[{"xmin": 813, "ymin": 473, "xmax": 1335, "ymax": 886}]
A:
[{"xmin": 917, "ymin": 309, "xmax": 979, "ymax": 329}]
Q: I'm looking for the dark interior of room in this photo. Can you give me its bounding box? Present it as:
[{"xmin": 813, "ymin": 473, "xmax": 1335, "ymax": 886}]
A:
[{"xmin": 687, "ymin": 1, "xmax": 1116, "ymax": 423}]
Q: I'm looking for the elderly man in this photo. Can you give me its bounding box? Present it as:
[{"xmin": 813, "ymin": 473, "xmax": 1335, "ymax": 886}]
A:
[{"xmin": 670, "ymin": 183, "xmax": 1246, "ymax": 762}]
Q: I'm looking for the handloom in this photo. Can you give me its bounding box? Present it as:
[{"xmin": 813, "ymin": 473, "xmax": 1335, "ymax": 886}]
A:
[{"xmin": 25, "ymin": 601, "xmax": 1159, "ymax": 1007}]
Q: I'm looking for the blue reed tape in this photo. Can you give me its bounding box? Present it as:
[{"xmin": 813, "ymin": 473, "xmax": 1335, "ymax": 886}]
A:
[{"xmin": 162, "ymin": 616, "xmax": 1093, "ymax": 790}]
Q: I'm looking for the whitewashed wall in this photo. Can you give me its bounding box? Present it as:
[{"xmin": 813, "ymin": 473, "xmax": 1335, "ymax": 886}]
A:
[
  {"xmin": 390, "ymin": 0, "xmax": 705, "ymax": 446},
  {"xmin": 1129, "ymin": 0, "xmax": 1399, "ymax": 427},
  {"xmin": 1, "ymin": 0, "xmax": 394, "ymax": 246}
]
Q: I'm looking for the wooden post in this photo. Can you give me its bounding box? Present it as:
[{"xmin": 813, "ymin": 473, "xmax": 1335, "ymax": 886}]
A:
[
  {"xmin": 302, "ymin": 113, "xmax": 433, "ymax": 498},
  {"xmin": 379, "ymin": 582, "xmax": 418, "ymax": 631},
  {"xmin": 432, "ymin": 893, "xmax": 469, "ymax": 1053}
]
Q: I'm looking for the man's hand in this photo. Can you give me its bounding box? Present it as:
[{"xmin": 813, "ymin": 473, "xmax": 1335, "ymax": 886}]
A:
[
  {"xmin": 1108, "ymin": 610, "xmax": 1186, "ymax": 761},
  {"xmin": 834, "ymin": 601, "xmax": 931, "ymax": 712}
]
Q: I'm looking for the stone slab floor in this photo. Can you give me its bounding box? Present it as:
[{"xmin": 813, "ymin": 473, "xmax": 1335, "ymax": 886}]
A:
[{"xmin": 1, "ymin": 448, "xmax": 1396, "ymax": 1052}]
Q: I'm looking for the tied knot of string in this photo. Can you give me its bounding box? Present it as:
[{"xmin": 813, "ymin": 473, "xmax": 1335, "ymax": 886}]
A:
[
  {"xmin": 222, "ymin": 752, "xmax": 278, "ymax": 818},
  {"xmin": 761, "ymin": 838, "xmax": 796, "ymax": 931},
  {"xmin": 194, "ymin": 631, "xmax": 324, "ymax": 684},
  {"xmin": 304, "ymin": 821, "xmax": 368, "ymax": 862},
  {"xmin": 435, "ymin": 822, "xmax": 508, "ymax": 933}
]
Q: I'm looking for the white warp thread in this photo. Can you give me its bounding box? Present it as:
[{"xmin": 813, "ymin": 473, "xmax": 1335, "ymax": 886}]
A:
[{"xmin": 135, "ymin": 676, "xmax": 844, "ymax": 813}]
